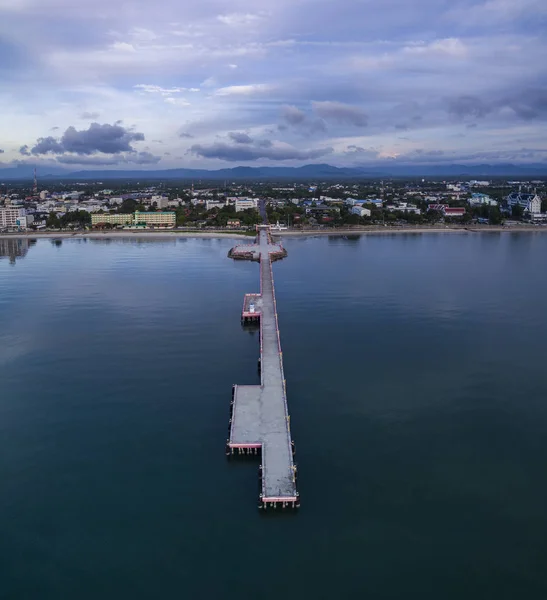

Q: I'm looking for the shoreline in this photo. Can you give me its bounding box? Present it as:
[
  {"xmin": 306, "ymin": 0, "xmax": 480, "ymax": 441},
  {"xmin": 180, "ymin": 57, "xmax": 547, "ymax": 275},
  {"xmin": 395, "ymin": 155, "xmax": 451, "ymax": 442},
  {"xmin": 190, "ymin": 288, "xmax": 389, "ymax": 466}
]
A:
[{"xmin": 1, "ymin": 225, "xmax": 546, "ymax": 241}]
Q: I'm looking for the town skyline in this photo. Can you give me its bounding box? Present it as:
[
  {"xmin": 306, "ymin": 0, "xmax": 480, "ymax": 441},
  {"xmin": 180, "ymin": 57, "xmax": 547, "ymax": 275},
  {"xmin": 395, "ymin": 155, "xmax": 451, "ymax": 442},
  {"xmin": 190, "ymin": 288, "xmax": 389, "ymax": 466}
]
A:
[{"xmin": 0, "ymin": 0, "xmax": 546, "ymax": 171}]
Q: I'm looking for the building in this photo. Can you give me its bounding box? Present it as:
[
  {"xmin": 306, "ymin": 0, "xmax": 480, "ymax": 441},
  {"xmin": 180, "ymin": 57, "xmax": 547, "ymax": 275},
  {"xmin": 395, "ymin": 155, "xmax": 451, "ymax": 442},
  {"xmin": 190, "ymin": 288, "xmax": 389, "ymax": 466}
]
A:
[
  {"xmin": 469, "ymin": 193, "xmax": 497, "ymax": 206},
  {"xmin": 428, "ymin": 204, "xmax": 449, "ymax": 212},
  {"xmin": 151, "ymin": 195, "xmax": 169, "ymax": 209},
  {"xmin": 469, "ymin": 180, "xmax": 490, "ymax": 187},
  {"xmin": 206, "ymin": 200, "xmax": 225, "ymax": 211},
  {"xmin": 443, "ymin": 207, "xmax": 466, "ymax": 218},
  {"xmin": 91, "ymin": 213, "xmax": 134, "ymax": 227},
  {"xmin": 387, "ymin": 203, "xmax": 421, "ymax": 215},
  {"xmin": 506, "ymin": 192, "xmax": 541, "ymax": 214},
  {"xmin": 91, "ymin": 211, "xmax": 175, "ymax": 228},
  {"xmin": 133, "ymin": 211, "xmax": 175, "ymax": 227},
  {"xmin": 351, "ymin": 206, "xmax": 371, "ymax": 217},
  {"xmin": 0, "ymin": 207, "xmax": 34, "ymax": 229},
  {"xmin": 227, "ymin": 220, "xmax": 241, "ymax": 228},
  {"xmin": 235, "ymin": 198, "xmax": 257, "ymax": 212},
  {"xmin": 39, "ymin": 190, "xmax": 49, "ymax": 200}
]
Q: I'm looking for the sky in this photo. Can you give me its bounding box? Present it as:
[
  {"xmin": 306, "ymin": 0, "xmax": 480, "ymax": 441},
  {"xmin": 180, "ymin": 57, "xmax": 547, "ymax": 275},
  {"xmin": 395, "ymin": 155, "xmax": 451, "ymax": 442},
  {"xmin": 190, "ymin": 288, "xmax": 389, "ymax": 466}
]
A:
[{"xmin": 0, "ymin": 0, "xmax": 546, "ymax": 171}]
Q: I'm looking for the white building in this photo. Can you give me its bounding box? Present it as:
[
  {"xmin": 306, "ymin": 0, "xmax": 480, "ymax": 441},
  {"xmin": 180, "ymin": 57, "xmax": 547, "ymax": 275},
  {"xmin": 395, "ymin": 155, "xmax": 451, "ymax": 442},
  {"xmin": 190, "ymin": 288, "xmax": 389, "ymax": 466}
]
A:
[
  {"xmin": 39, "ymin": 190, "xmax": 49, "ymax": 200},
  {"xmin": 388, "ymin": 203, "xmax": 421, "ymax": 215},
  {"xmin": 506, "ymin": 192, "xmax": 542, "ymax": 214},
  {"xmin": 351, "ymin": 206, "xmax": 371, "ymax": 217},
  {"xmin": 151, "ymin": 195, "xmax": 169, "ymax": 209},
  {"xmin": 109, "ymin": 197, "xmax": 124, "ymax": 205},
  {"xmin": 0, "ymin": 207, "xmax": 34, "ymax": 229},
  {"xmin": 469, "ymin": 193, "xmax": 498, "ymax": 207},
  {"xmin": 235, "ymin": 198, "xmax": 257, "ymax": 212},
  {"xmin": 206, "ymin": 200, "xmax": 225, "ymax": 211},
  {"xmin": 469, "ymin": 180, "xmax": 490, "ymax": 187}
]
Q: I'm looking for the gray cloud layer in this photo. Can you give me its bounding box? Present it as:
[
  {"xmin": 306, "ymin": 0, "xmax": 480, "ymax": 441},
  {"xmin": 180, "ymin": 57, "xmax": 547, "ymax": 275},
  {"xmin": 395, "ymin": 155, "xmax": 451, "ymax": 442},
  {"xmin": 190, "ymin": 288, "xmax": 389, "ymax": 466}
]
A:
[
  {"xmin": 1, "ymin": 0, "xmax": 546, "ymax": 168},
  {"xmin": 190, "ymin": 142, "xmax": 332, "ymax": 161}
]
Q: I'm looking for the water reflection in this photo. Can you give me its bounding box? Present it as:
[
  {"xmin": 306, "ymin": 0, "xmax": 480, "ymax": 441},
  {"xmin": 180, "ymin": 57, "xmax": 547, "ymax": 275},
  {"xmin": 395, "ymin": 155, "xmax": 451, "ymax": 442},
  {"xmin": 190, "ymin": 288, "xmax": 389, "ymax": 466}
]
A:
[{"xmin": 0, "ymin": 238, "xmax": 36, "ymax": 265}]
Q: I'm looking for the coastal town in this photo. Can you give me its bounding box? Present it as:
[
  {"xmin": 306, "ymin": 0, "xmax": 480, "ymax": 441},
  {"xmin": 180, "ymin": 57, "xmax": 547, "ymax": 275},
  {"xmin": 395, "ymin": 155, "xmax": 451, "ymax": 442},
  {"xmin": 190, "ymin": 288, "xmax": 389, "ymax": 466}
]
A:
[{"xmin": 1, "ymin": 177, "xmax": 546, "ymax": 234}]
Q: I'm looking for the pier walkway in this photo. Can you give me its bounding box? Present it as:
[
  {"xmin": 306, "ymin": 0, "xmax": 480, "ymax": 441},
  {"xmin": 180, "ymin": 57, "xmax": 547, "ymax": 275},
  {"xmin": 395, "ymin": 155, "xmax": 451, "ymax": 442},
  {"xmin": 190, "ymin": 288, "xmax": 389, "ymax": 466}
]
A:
[{"xmin": 227, "ymin": 226, "xmax": 298, "ymax": 509}]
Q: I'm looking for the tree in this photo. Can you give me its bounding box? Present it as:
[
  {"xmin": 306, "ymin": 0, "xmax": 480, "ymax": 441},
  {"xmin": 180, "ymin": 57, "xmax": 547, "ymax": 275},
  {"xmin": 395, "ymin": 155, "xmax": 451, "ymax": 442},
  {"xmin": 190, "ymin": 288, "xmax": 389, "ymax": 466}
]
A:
[
  {"xmin": 47, "ymin": 211, "xmax": 60, "ymax": 228},
  {"xmin": 511, "ymin": 203, "xmax": 524, "ymax": 220},
  {"xmin": 119, "ymin": 199, "xmax": 137, "ymax": 214},
  {"xmin": 489, "ymin": 206, "xmax": 503, "ymax": 225}
]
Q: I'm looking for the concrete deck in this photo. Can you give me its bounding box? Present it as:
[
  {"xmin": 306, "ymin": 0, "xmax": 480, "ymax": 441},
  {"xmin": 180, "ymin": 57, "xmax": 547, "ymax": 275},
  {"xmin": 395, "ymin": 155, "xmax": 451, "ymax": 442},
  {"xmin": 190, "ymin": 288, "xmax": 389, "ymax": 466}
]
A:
[{"xmin": 228, "ymin": 227, "xmax": 298, "ymax": 507}]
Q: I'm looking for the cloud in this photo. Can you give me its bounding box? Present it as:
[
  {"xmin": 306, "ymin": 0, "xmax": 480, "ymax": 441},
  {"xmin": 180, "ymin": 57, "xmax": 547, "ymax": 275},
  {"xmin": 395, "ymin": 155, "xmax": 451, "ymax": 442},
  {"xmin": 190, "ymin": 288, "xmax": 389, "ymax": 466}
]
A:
[
  {"xmin": 312, "ymin": 101, "xmax": 368, "ymax": 127},
  {"xmin": 344, "ymin": 145, "xmax": 379, "ymax": 158},
  {"xmin": 19, "ymin": 145, "xmax": 31, "ymax": 156},
  {"xmin": 50, "ymin": 126, "xmax": 60, "ymax": 131},
  {"xmin": 189, "ymin": 142, "xmax": 332, "ymax": 161},
  {"xmin": 214, "ymin": 84, "xmax": 272, "ymax": 96},
  {"xmin": 80, "ymin": 111, "xmax": 100, "ymax": 119},
  {"xmin": 446, "ymin": 95, "xmax": 492, "ymax": 119},
  {"xmin": 164, "ymin": 97, "xmax": 190, "ymax": 106},
  {"xmin": 217, "ymin": 13, "xmax": 262, "ymax": 26},
  {"xmin": 30, "ymin": 122, "xmax": 145, "ymax": 155},
  {"xmin": 134, "ymin": 84, "xmax": 199, "ymax": 95},
  {"xmin": 281, "ymin": 105, "xmax": 307, "ymax": 126},
  {"xmin": 279, "ymin": 105, "xmax": 327, "ymax": 135},
  {"xmin": 55, "ymin": 151, "xmax": 160, "ymax": 165},
  {"xmin": 403, "ymin": 38, "xmax": 467, "ymax": 58},
  {"xmin": 228, "ymin": 131, "xmax": 253, "ymax": 144},
  {"xmin": 0, "ymin": 149, "xmax": 4, "ymax": 154},
  {"xmin": 179, "ymin": 132, "xmax": 194, "ymax": 138}
]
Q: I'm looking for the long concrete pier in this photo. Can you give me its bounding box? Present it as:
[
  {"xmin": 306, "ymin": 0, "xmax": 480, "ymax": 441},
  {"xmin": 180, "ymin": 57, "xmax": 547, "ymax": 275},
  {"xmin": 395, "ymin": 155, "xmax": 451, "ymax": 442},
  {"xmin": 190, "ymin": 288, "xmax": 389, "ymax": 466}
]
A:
[{"xmin": 227, "ymin": 226, "xmax": 299, "ymax": 510}]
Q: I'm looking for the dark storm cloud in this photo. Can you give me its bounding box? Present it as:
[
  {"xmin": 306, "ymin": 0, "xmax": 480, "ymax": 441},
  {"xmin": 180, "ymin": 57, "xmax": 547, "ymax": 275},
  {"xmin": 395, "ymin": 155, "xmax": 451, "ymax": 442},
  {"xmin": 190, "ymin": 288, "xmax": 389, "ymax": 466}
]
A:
[
  {"xmin": 31, "ymin": 136, "xmax": 64, "ymax": 154},
  {"xmin": 189, "ymin": 142, "xmax": 332, "ymax": 161},
  {"xmin": 19, "ymin": 145, "xmax": 31, "ymax": 156},
  {"xmin": 30, "ymin": 123, "xmax": 145, "ymax": 155},
  {"xmin": 312, "ymin": 101, "xmax": 368, "ymax": 127},
  {"xmin": 228, "ymin": 131, "xmax": 253, "ymax": 144}
]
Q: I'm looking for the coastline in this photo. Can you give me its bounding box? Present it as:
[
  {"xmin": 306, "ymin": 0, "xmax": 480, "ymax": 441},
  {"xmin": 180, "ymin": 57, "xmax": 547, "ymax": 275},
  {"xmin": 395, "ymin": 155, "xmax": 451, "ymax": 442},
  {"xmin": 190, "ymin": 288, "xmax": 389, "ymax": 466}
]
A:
[{"xmin": 1, "ymin": 224, "xmax": 547, "ymax": 241}]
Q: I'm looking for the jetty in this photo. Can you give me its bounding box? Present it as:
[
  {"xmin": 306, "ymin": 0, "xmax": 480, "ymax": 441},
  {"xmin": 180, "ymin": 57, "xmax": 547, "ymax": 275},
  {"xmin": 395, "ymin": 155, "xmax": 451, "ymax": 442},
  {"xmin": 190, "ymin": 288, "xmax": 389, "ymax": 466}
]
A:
[{"xmin": 226, "ymin": 225, "xmax": 299, "ymax": 510}]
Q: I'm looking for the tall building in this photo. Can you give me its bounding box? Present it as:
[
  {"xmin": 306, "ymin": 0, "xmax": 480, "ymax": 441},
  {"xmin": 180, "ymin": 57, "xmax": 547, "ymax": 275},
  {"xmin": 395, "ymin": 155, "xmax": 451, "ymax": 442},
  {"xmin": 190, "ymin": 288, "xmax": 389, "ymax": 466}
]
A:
[{"xmin": 0, "ymin": 207, "xmax": 34, "ymax": 230}]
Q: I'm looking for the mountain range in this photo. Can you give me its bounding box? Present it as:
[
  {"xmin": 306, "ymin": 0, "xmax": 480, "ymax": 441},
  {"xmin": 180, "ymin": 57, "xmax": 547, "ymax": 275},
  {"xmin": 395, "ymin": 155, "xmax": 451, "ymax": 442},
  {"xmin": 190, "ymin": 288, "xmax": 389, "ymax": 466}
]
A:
[{"xmin": 0, "ymin": 163, "xmax": 546, "ymax": 181}]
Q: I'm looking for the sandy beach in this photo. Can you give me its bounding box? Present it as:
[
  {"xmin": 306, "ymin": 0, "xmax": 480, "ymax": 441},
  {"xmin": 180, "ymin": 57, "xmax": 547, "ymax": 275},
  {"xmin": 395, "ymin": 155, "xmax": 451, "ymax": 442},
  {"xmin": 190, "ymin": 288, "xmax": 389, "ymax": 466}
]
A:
[{"xmin": 1, "ymin": 225, "xmax": 547, "ymax": 241}]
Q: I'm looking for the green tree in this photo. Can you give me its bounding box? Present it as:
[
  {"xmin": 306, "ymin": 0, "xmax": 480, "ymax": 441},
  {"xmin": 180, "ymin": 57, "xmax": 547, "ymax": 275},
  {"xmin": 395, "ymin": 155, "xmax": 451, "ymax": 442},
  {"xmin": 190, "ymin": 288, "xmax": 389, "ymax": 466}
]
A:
[
  {"xmin": 119, "ymin": 199, "xmax": 137, "ymax": 214},
  {"xmin": 47, "ymin": 211, "xmax": 60, "ymax": 228},
  {"xmin": 489, "ymin": 206, "xmax": 503, "ymax": 225},
  {"xmin": 511, "ymin": 203, "xmax": 524, "ymax": 220}
]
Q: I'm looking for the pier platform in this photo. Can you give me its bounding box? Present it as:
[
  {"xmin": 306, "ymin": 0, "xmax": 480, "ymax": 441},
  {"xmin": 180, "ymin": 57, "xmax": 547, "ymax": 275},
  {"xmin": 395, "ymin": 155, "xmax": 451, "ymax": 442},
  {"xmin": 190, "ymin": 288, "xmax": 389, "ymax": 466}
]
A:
[{"xmin": 227, "ymin": 226, "xmax": 298, "ymax": 510}]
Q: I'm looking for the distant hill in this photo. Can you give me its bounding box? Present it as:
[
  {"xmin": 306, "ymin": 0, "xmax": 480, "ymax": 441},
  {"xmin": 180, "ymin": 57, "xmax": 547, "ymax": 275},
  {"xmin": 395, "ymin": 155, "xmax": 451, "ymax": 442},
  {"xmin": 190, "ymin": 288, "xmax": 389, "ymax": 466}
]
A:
[{"xmin": 1, "ymin": 162, "xmax": 546, "ymax": 181}]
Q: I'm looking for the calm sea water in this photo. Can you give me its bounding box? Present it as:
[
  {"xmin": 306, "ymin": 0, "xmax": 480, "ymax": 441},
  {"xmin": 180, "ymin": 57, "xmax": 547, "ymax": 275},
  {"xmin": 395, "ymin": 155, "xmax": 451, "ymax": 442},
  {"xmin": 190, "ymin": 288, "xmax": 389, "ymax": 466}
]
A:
[{"xmin": 1, "ymin": 233, "xmax": 547, "ymax": 599}]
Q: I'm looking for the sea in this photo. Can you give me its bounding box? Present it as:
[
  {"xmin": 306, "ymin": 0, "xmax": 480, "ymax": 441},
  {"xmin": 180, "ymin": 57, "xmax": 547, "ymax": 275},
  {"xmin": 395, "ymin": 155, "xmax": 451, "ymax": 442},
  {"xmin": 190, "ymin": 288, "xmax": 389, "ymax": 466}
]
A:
[{"xmin": 1, "ymin": 232, "xmax": 547, "ymax": 599}]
